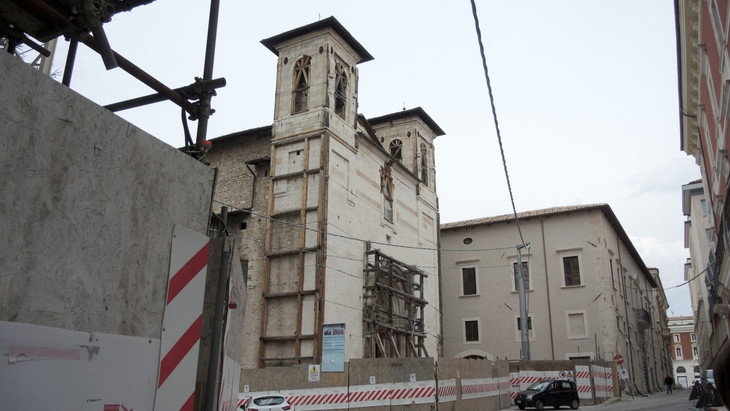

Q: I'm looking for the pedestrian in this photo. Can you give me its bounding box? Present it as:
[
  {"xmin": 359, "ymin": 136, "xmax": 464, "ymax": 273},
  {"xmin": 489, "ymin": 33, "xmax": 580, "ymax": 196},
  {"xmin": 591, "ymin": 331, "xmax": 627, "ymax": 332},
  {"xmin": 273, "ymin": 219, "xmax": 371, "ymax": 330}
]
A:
[{"xmin": 664, "ymin": 375, "xmax": 673, "ymax": 394}]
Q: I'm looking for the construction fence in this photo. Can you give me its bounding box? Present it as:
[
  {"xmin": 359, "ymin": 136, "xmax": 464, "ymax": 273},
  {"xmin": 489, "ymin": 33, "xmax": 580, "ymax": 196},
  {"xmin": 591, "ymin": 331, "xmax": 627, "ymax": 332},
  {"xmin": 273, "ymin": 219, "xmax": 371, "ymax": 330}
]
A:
[{"xmin": 235, "ymin": 358, "xmax": 618, "ymax": 410}]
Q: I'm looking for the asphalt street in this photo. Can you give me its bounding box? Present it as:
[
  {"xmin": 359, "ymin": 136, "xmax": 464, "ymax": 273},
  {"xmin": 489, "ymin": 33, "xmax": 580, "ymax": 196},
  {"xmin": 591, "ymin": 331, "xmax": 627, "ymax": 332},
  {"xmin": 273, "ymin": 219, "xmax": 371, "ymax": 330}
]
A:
[{"xmin": 500, "ymin": 390, "xmax": 727, "ymax": 411}]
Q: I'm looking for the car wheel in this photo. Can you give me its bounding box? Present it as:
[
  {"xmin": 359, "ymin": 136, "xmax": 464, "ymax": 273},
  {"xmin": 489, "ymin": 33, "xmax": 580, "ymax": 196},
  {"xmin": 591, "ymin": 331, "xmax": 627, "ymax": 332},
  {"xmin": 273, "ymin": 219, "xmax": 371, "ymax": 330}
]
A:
[
  {"xmin": 518, "ymin": 406, "xmax": 525, "ymax": 410},
  {"xmin": 554, "ymin": 406, "xmax": 560, "ymax": 409},
  {"xmin": 536, "ymin": 399, "xmax": 545, "ymax": 410},
  {"xmin": 569, "ymin": 399, "xmax": 579, "ymax": 409}
]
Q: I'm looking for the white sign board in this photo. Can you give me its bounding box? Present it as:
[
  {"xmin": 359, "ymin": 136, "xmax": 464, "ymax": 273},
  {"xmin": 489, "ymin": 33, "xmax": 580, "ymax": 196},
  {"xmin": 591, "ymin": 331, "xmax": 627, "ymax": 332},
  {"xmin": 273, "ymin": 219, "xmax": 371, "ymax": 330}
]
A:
[
  {"xmin": 308, "ymin": 364, "xmax": 321, "ymax": 382},
  {"xmin": 620, "ymin": 368, "xmax": 629, "ymax": 380}
]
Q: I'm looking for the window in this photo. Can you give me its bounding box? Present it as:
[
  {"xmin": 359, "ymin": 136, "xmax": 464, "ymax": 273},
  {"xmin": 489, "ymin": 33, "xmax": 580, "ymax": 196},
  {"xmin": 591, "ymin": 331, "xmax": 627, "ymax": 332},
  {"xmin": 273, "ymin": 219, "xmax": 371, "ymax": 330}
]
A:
[
  {"xmin": 515, "ymin": 315, "xmax": 535, "ymax": 341},
  {"xmin": 516, "ymin": 316, "xmax": 532, "ymax": 331},
  {"xmin": 566, "ymin": 311, "xmax": 588, "ymax": 339},
  {"xmin": 292, "ymin": 56, "xmax": 311, "ymax": 114},
  {"xmin": 618, "ymin": 269, "xmax": 624, "ymax": 297},
  {"xmin": 380, "ymin": 162, "xmax": 394, "ymax": 223},
  {"xmin": 420, "ymin": 143, "xmax": 428, "ymax": 185},
  {"xmin": 702, "ymin": 199, "xmax": 709, "ymax": 216},
  {"xmin": 610, "ymin": 259, "xmax": 615, "ymax": 287},
  {"xmin": 674, "ymin": 334, "xmax": 680, "ymax": 343},
  {"xmin": 334, "ymin": 61, "xmax": 347, "ymax": 118},
  {"xmin": 461, "ymin": 266, "xmax": 477, "ymax": 296},
  {"xmin": 707, "ymin": 229, "xmax": 714, "ymax": 246},
  {"xmin": 676, "ymin": 347, "xmax": 682, "ymax": 358},
  {"xmin": 563, "ymin": 255, "xmax": 581, "ymax": 286},
  {"xmin": 513, "ymin": 261, "xmax": 529, "ymax": 291},
  {"xmin": 389, "ymin": 139, "xmax": 403, "ymax": 160},
  {"xmin": 677, "ymin": 366, "xmax": 687, "ymax": 373},
  {"xmin": 692, "ymin": 333, "xmax": 697, "ymax": 341},
  {"xmin": 693, "ymin": 346, "xmax": 699, "ymax": 356},
  {"xmin": 464, "ymin": 319, "xmax": 480, "ymax": 343}
]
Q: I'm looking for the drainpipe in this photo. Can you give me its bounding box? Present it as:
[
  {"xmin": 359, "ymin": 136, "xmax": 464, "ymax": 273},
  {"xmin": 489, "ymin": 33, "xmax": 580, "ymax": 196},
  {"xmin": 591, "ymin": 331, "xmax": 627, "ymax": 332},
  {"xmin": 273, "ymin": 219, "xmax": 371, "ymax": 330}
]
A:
[{"xmin": 436, "ymin": 199, "xmax": 444, "ymax": 357}]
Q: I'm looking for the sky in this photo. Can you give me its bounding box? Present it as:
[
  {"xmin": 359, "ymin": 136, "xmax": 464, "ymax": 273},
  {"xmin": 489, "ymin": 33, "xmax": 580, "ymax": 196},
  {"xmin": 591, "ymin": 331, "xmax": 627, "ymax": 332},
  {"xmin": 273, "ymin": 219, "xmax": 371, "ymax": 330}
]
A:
[{"xmin": 46, "ymin": 0, "xmax": 700, "ymax": 316}]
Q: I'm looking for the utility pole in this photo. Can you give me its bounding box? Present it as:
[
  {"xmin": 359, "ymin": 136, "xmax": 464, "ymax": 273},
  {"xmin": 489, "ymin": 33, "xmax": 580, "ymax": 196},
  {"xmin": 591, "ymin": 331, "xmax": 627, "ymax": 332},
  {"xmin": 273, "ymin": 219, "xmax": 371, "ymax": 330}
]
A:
[{"xmin": 517, "ymin": 244, "xmax": 530, "ymax": 360}]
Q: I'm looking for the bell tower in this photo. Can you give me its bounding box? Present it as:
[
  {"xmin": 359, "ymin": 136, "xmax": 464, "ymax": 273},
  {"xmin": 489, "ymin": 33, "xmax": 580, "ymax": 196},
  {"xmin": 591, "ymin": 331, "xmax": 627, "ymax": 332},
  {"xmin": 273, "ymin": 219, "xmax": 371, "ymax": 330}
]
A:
[
  {"xmin": 253, "ymin": 18, "xmax": 373, "ymax": 367},
  {"xmin": 261, "ymin": 17, "xmax": 373, "ymax": 146}
]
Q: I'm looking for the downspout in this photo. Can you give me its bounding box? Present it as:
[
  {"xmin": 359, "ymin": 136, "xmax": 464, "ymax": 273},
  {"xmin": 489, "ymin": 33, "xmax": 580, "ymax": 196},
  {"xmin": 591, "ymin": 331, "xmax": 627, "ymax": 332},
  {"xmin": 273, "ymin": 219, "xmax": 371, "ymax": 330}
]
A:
[
  {"xmin": 436, "ymin": 199, "xmax": 444, "ymax": 357},
  {"xmin": 540, "ymin": 217, "xmax": 556, "ymax": 359}
]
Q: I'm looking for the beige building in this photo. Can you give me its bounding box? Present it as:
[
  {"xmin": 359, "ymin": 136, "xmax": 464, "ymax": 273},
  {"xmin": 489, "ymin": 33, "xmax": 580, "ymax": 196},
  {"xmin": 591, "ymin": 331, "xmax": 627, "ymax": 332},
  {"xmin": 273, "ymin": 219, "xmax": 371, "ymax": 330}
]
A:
[
  {"xmin": 682, "ymin": 180, "xmax": 716, "ymax": 372},
  {"xmin": 440, "ymin": 204, "xmax": 670, "ymax": 393},
  {"xmin": 205, "ymin": 17, "xmax": 444, "ymax": 368}
]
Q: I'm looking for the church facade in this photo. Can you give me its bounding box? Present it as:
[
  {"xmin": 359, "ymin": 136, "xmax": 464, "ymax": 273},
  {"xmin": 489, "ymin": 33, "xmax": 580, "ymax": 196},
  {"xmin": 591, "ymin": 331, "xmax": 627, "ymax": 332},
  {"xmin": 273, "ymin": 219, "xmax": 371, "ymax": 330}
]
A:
[{"xmin": 206, "ymin": 17, "xmax": 444, "ymax": 368}]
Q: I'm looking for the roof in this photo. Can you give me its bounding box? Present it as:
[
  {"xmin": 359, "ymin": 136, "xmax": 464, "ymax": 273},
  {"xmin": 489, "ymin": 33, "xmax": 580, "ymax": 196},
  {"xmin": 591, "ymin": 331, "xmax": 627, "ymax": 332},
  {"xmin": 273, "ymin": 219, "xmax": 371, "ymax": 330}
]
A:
[
  {"xmin": 442, "ymin": 204, "xmax": 657, "ymax": 288},
  {"xmin": 367, "ymin": 107, "xmax": 445, "ymax": 137},
  {"xmin": 208, "ymin": 125, "xmax": 272, "ymax": 143},
  {"xmin": 261, "ymin": 16, "xmax": 374, "ymax": 64}
]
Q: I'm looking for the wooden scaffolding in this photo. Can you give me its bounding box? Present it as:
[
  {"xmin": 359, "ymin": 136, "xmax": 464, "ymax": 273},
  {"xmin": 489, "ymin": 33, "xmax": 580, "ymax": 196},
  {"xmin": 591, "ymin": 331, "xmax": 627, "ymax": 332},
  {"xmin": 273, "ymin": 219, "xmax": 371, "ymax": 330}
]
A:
[{"xmin": 363, "ymin": 249, "xmax": 429, "ymax": 358}]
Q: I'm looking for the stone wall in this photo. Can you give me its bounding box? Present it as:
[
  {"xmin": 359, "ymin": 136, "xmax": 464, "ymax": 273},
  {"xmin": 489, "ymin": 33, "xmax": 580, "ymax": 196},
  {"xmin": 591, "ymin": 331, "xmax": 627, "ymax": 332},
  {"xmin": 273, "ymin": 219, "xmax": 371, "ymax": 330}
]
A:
[{"xmin": 0, "ymin": 50, "xmax": 215, "ymax": 339}]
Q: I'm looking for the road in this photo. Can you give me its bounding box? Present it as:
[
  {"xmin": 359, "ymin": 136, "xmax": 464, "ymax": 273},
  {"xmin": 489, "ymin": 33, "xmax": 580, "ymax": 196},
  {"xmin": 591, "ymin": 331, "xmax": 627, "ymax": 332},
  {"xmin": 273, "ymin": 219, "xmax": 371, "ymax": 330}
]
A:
[{"xmin": 500, "ymin": 390, "xmax": 727, "ymax": 411}]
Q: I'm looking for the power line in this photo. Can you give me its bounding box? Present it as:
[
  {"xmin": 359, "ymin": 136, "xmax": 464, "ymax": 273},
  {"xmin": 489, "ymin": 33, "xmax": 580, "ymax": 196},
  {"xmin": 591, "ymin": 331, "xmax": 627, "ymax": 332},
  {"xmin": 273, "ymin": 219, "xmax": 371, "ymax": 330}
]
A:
[
  {"xmin": 214, "ymin": 199, "xmax": 516, "ymax": 253},
  {"xmin": 469, "ymin": 0, "xmax": 526, "ymax": 247}
]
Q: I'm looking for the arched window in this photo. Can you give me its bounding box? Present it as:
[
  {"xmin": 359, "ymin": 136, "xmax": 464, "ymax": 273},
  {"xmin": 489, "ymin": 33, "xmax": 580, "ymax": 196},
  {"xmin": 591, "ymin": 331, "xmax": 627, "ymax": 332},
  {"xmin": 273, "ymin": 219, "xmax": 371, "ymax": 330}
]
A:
[
  {"xmin": 420, "ymin": 143, "xmax": 428, "ymax": 185},
  {"xmin": 389, "ymin": 139, "xmax": 403, "ymax": 160},
  {"xmin": 292, "ymin": 56, "xmax": 311, "ymax": 114},
  {"xmin": 677, "ymin": 366, "xmax": 687, "ymax": 373},
  {"xmin": 334, "ymin": 62, "xmax": 347, "ymax": 118}
]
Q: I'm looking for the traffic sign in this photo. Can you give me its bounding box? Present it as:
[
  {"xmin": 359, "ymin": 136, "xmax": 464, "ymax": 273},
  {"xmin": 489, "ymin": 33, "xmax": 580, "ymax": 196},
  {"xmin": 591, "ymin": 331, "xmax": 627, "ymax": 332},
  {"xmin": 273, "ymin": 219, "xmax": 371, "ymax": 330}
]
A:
[{"xmin": 614, "ymin": 354, "xmax": 624, "ymax": 365}]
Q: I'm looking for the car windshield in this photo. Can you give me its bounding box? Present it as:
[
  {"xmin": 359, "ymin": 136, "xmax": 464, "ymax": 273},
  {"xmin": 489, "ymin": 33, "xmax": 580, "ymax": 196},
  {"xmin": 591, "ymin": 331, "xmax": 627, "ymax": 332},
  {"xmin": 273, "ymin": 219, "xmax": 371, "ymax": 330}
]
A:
[
  {"xmin": 253, "ymin": 396, "xmax": 285, "ymax": 406},
  {"xmin": 526, "ymin": 381, "xmax": 552, "ymax": 391}
]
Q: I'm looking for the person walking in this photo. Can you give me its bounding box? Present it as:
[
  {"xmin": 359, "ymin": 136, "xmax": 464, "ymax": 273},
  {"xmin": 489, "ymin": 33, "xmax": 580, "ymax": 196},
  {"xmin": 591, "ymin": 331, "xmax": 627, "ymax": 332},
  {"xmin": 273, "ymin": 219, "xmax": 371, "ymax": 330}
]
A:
[{"xmin": 664, "ymin": 375, "xmax": 673, "ymax": 394}]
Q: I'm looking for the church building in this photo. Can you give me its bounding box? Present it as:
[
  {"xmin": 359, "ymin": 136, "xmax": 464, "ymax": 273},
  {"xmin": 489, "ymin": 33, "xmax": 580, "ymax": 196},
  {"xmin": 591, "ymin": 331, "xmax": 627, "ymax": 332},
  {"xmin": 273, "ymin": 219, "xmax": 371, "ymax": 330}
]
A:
[{"xmin": 205, "ymin": 17, "xmax": 444, "ymax": 369}]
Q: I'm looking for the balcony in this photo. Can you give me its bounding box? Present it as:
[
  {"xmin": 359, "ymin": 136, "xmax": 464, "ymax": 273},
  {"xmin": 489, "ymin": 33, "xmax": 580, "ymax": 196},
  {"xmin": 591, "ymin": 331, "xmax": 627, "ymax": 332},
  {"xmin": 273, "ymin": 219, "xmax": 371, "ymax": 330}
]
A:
[{"xmin": 636, "ymin": 308, "xmax": 651, "ymax": 331}]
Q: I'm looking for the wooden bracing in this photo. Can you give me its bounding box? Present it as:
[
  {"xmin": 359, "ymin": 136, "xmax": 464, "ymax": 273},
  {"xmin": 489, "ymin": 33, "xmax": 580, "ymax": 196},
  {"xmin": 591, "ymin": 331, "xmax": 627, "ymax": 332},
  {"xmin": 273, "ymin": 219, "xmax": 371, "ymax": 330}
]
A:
[
  {"xmin": 363, "ymin": 249, "xmax": 429, "ymax": 358},
  {"xmin": 258, "ymin": 134, "xmax": 328, "ymax": 367}
]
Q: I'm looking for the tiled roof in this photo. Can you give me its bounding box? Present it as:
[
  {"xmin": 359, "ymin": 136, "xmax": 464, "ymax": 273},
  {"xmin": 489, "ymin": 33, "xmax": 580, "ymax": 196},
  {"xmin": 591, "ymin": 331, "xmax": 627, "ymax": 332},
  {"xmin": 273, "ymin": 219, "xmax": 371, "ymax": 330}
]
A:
[{"xmin": 441, "ymin": 204, "xmax": 608, "ymax": 230}]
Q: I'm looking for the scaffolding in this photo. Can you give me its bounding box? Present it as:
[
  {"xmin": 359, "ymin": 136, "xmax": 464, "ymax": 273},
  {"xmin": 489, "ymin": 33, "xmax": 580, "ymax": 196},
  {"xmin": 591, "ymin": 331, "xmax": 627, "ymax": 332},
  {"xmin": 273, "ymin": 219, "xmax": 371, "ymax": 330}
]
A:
[
  {"xmin": 0, "ymin": 0, "xmax": 225, "ymax": 156},
  {"xmin": 363, "ymin": 249, "xmax": 429, "ymax": 358}
]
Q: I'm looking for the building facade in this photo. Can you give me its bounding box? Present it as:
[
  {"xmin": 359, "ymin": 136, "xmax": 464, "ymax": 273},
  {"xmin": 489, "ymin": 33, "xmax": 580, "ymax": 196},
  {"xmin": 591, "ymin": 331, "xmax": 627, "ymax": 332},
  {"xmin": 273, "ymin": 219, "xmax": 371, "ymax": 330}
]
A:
[
  {"xmin": 682, "ymin": 180, "xmax": 716, "ymax": 371},
  {"xmin": 677, "ymin": 0, "xmax": 730, "ymax": 367},
  {"xmin": 668, "ymin": 316, "xmax": 699, "ymax": 388},
  {"xmin": 205, "ymin": 17, "xmax": 444, "ymax": 368},
  {"xmin": 440, "ymin": 204, "xmax": 671, "ymax": 393}
]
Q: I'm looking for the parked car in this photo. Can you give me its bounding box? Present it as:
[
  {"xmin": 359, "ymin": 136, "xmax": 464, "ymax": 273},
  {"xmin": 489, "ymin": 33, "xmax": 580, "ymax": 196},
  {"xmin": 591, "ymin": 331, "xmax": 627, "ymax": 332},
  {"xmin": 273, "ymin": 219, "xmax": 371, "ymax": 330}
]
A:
[
  {"xmin": 513, "ymin": 379, "xmax": 580, "ymax": 410},
  {"xmin": 241, "ymin": 395, "xmax": 294, "ymax": 411}
]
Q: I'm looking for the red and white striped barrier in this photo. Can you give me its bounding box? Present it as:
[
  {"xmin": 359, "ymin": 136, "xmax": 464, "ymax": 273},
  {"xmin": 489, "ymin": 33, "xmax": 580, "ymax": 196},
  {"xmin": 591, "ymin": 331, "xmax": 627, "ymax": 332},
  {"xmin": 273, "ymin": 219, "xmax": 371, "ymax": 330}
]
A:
[
  {"xmin": 575, "ymin": 365, "xmax": 592, "ymax": 399},
  {"xmin": 438, "ymin": 379, "xmax": 457, "ymax": 403},
  {"xmin": 155, "ymin": 226, "xmax": 209, "ymax": 411},
  {"xmin": 461, "ymin": 377, "xmax": 510, "ymax": 400},
  {"xmin": 510, "ymin": 372, "xmax": 521, "ymax": 398},
  {"xmin": 592, "ymin": 365, "xmax": 614, "ymax": 398},
  {"xmin": 239, "ymin": 378, "xmax": 515, "ymax": 410}
]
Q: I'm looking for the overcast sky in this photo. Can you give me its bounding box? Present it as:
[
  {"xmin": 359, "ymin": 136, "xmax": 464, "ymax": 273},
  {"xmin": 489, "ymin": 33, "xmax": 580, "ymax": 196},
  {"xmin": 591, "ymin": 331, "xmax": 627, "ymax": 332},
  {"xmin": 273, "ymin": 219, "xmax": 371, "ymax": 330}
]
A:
[{"xmin": 49, "ymin": 0, "xmax": 700, "ymax": 316}]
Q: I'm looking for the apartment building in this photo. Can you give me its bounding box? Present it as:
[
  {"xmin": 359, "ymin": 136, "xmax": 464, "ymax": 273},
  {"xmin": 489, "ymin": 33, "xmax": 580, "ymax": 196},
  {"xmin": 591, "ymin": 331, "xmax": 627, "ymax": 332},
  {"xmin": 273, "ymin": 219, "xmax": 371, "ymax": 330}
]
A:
[
  {"xmin": 682, "ymin": 180, "xmax": 716, "ymax": 371},
  {"xmin": 440, "ymin": 204, "xmax": 671, "ymax": 393},
  {"xmin": 677, "ymin": 0, "xmax": 730, "ymax": 364},
  {"xmin": 668, "ymin": 316, "xmax": 699, "ymax": 388}
]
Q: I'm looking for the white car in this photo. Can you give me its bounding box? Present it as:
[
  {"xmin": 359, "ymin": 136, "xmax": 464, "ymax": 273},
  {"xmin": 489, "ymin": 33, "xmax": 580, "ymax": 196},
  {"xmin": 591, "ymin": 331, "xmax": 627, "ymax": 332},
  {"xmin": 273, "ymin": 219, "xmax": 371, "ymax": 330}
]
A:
[{"xmin": 242, "ymin": 395, "xmax": 294, "ymax": 411}]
